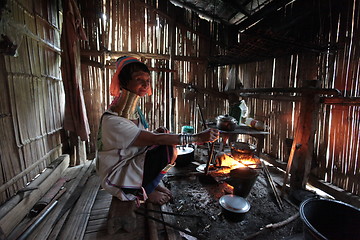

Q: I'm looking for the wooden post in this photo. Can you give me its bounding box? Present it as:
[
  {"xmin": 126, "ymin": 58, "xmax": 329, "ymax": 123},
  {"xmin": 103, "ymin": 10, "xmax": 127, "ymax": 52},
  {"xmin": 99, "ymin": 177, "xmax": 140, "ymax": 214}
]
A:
[{"xmin": 287, "ymin": 82, "xmax": 321, "ymax": 191}]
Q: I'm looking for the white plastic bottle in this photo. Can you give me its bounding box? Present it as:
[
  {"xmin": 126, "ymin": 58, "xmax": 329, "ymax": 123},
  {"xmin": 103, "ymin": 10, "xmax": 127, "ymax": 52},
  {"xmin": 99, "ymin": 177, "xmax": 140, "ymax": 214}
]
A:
[
  {"xmin": 239, "ymin": 100, "xmax": 248, "ymax": 123},
  {"xmin": 245, "ymin": 118, "xmax": 265, "ymax": 131}
]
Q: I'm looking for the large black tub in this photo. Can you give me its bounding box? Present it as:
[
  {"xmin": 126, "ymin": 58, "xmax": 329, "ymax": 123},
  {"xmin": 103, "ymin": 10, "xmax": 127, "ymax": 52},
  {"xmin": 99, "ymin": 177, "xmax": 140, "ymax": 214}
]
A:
[{"xmin": 300, "ymin": 198, "xmax": 360, "ymax": 240}]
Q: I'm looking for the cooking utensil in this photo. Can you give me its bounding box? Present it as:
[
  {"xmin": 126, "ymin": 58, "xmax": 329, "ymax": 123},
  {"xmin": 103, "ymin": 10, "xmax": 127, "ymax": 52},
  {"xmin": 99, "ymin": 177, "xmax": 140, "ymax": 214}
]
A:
[
  {"xmin": 230, "ymin": 142, "xmax": 255, "ymax": 159},
  {"xmin": 219, "ymin": 194, "xmax": 250, "ymax": 222},
  {"xmin": 175, "ymin": 146, "xmax": 195, "ymax": 167},
  {"xmin": 226, "ymin": 167, "xmax": 260, "ymax": 197},
  {"xmin": 216, "ymin": 114, "xmax": 238, "ymax": 131},
  {"xmin": 196, "ymin": 103, "xmax": 215, "ymax": 175}
]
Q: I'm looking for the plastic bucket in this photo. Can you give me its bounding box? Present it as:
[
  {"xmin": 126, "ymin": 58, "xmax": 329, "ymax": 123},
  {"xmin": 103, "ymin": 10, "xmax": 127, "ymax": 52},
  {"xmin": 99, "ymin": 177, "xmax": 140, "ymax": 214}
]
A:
[{"xmin": 300, "ymin": 198, "xmax": 360, "ymax": 240}]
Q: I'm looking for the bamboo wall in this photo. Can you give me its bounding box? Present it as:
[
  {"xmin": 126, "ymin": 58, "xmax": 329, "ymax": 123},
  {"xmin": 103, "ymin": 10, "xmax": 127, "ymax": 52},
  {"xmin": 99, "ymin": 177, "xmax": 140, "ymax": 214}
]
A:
[
  {"xmin": 0, "ymin": 0, "xmax": 63, "ymax": 203},
  {"xmin": 240, "ymin": 1, "xmax": 360, "ymax": 196},
  {"xmin": 79, "ymin": 0, "xmax": 228, "ymax": 152}
]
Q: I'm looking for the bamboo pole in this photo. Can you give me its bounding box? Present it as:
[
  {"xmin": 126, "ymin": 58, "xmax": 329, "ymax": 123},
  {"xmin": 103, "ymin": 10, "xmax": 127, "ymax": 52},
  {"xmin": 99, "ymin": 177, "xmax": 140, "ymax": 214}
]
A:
[
  {"xmin": 26, "ymin": 159, "xmax": 95, "ymax": 240},
  {"xmin": 0, "ymin": 150, "xmax": 64, "ymax": 219},
  {"xmin": 0, "ymin": 154, "xmax": 69, "ymax": 237},
  {"xmin": 262, "ymin": 161, "xmax": 284, "ymax": 211},
  {"xmin": 0, "ymin": 145, "xmax": 62, "ymax": 194}
]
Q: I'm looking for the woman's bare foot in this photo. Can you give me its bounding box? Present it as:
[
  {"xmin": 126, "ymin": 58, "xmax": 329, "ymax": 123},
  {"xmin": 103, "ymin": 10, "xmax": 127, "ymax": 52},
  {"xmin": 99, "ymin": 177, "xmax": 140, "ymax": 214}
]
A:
[{"xmin": 147, "ymin": 190, "xmax": 171, "ymax": 205}]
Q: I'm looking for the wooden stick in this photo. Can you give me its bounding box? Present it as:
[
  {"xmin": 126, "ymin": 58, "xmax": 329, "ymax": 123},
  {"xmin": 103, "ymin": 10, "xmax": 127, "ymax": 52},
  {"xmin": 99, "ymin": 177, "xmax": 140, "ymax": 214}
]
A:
[
  {"xmin": 205, "ymin": 142, "xmax": 215, "ymax": 175},
  {"xmin": 227, "ymin": 87, "xmax": 341, "ymax": 96},
  {"xmin": 243, "ymin": 212, "xmax": 300, "ymax": 240},
  {"xmin": 134, "ymin": 211, "xmax": 202, "ymax": 240},
  {"xmin": 196, "ymin": 103, "xmax": 215, "ymax": 175},
  {"xmin": 281, "ymin": 114, "xmax": 301, "ymax": 197},
  {"xmin": 262, "ymin": 161, "xmax": 284, "ymax": 211}
]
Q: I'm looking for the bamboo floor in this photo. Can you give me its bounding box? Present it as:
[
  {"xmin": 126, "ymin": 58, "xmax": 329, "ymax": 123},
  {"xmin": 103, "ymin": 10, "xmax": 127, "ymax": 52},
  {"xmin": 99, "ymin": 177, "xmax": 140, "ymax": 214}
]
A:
[
  {"xmin": 83, "ymin": 188, "xmax": 182, "ymax": 240},
  {"xmin": 4, "ymin": 159, "xmax": 182, "ymax": 240}
]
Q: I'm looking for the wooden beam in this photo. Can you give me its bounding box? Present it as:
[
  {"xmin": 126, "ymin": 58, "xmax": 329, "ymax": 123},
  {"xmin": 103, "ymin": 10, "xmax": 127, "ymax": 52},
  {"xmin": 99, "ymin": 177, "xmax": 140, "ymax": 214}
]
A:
[
  {"xmin": 108, "ymin": 51, "xmax": 170, "ymax": 60},
  {"xmin": 308, "ymin": 176, "xmax": 360, "ymax": 208},
  {"xmin": 173, "ymin": 55, "xmax": 208, "ymax": 63},
  {"xmin": 135, "ymin": 0, "xmax": 212, "ymax": 39},
  {"xmin": 239, "ymin": 93, "xmax": 301, "ymax": 102},
  {"xmin": 81, "ymin": 58, "xmax": 104, "ymax": 69},
  {"xmin": 227, "ymin": 87, "xmax": 342, "ymax": 96},
  {"xmin": 236, "ymin": 0, "xmax": 295, "ymax": 30},
  {"xmin": 80, "ymin": 50, "xmax": 170, "ymax": 60},
  {"xmin": 173, "ymin": 80, "xmax": 228, "ymax": 99},
  {"xmin": 321, "ymin": 97, "xmax": 360, "ymax": 105},
  {"xmin": 168, "ymin": 0, "xmax": 226, "ymax": 25}
]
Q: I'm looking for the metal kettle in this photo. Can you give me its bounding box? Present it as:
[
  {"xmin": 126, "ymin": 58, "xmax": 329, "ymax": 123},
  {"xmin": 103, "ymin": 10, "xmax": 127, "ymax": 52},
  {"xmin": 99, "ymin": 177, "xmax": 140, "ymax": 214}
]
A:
[{"xmin": 216, "ymin": 114, "xmax": 237, "ymax": 131}]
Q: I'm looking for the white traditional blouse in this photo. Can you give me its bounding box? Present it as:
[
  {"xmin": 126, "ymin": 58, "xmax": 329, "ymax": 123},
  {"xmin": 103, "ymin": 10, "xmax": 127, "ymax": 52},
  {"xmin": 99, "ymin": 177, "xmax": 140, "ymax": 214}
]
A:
[{"xmin": 96, "ymin": 109, "xmax": 148, "ymax": 201}]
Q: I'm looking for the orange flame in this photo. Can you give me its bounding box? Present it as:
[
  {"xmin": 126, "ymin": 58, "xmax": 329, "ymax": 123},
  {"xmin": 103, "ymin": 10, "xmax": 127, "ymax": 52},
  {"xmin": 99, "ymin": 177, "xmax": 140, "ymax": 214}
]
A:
[{"xmin": 215, "ymin": 154, "xmax": 259, "ymax": 174}]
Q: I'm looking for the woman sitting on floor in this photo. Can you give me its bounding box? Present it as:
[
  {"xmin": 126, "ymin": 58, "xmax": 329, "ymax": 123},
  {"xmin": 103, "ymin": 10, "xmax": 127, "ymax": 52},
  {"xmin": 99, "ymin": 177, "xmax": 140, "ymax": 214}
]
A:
[{"xmin": 96, "ymin": 56, "xmax": 219, "ymax": 205}]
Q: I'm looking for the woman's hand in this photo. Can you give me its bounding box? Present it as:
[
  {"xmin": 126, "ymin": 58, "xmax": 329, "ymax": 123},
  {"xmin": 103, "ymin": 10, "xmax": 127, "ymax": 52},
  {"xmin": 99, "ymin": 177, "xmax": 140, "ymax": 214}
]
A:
[{"xmin": 194, "ymin": 128, "xmax": 219, "ymax": 144}]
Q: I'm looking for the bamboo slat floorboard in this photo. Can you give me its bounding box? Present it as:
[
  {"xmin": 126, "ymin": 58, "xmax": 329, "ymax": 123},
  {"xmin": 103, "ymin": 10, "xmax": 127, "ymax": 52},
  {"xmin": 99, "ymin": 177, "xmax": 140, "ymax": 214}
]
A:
[
  {"xmin": 59, "ymin": 174, "xmax": 101, "ymax": 239},
  {"xmin": 83, "ymin": 189, "xmax": 148, "ymax": 240},
  {"xmin": 84, "ymin": 185, "xmax": 183, "ymax": 240}
]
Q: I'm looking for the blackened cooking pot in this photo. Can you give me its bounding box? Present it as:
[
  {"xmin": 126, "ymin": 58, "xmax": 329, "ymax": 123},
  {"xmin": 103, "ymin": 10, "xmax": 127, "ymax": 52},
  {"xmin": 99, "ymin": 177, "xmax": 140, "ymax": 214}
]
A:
[
  {"xmin": 219, "ymin": 194, "xmax": 250, "ymax": 222},
  {"xmin": 226, "ymin": 167, "xmax": 260, "ymax": 197},
  {"xmin": 175, "ymin": 146, "xmax": 194, "ymax": 167},
  {"xmin": 300, "ymin": 198, "xmax": 360, "ymax": 240},
  {"xmin": 231, "ymin": 142, "xmax": 256, "ymax": 159}
]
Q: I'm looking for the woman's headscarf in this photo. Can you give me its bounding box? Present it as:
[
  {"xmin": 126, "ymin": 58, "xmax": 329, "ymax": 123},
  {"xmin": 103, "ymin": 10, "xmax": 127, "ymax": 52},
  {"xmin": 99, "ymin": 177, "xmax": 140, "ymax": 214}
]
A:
[{"xmin": 109, "ymin": 56, "xmax": 152, "ymax": 97}]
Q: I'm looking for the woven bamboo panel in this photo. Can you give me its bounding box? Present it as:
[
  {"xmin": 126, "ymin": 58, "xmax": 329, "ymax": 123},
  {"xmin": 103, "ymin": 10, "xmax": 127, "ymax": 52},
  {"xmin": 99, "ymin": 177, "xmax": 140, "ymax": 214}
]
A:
[{"xmin": 0, "ymin": 0, "xmax": 63, "ymax": 203}]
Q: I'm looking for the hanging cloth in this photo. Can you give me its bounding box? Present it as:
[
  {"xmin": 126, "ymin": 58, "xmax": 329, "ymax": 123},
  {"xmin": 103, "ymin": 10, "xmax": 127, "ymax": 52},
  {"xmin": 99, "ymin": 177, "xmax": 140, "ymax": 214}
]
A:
[{"xmin": 61, "ymin": 0, "xmax": 90, "ymax": 141}]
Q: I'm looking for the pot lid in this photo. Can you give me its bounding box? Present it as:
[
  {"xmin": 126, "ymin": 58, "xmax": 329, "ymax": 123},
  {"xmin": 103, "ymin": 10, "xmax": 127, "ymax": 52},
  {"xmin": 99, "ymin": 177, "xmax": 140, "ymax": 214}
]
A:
[{"xmin": 219, "ymin": 195, "xmax": 250, "ymax": 213}]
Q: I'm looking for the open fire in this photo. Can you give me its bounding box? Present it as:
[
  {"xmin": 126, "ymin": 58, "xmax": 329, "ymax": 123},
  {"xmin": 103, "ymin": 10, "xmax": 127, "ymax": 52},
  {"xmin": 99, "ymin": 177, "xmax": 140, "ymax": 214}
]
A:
[
  {"xmin": 208, "ymin": 149, "xmax": 262, "ymax": 197},
  {"xmin": 212, "ymin": 152, "xmax": 261, "ymax": 174}
]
